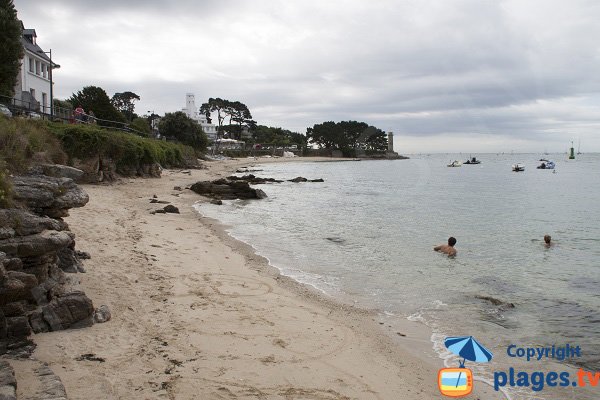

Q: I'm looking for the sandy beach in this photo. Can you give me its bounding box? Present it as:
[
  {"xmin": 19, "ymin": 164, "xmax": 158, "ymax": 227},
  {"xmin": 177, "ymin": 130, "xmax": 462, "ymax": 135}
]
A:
[{"xmin": 12, "ymin": 158, "xmax": 505, "ymax": 400}]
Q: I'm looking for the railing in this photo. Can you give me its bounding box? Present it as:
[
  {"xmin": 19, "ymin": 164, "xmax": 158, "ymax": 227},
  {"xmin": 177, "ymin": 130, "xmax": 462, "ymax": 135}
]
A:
[{"xmin": 0, "ymin": 94, "xmax": 151, "ymax": 137}]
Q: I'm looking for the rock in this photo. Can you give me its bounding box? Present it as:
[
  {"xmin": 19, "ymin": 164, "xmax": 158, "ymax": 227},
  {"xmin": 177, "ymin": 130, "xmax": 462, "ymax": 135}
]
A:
[
  {"xmin": 475, "ymin": 295, "xmax": 515, "ymax": 309},
  {"xmin": 93, "ymin": 305, "xmax": 111, "ymax": 323},
  {"xmin": 57, "ymin": 247, "xmax": 84, "ymax": 273},
  {"xmin": 190, "ymin": 179, "xmax": 268, "ymax": 200},
  {"xmin": 149, "ymin": 199, "xmax": 170, "ymax": 204},
  {"xmin": 163, "ymin": 205, "xmax": 180, "ymax": 214},
  {"xmin": 209, "ymin": 199, "xmax": 223, "ymax": 205},
  {"xmin": 0, "ymin": 230, "xmax": 73, "ymax": 259},
  {"xmin": 39, "ymin": 164, "xmax": 84, "ymax": 181},
  {"xmin": 28, "ymin": 310, "xmax": 49, "ymax": 333},
  {"xmin": 0, "ymin": 360, "xmax": 16, "ymax": 400},
  {"xmin": 11, "ymin": 175, "xmax": 89, "ymax": 218},
  {"xmin": 286, "ymin": 177, "xmax": 323, "ymax": 183},
  {"xmin": 226, "ymin": 175, "xmax": 283, "ymax": 184},
  {"xmin": 173, "ymin": 186, "xmax": 182, "ymax": 191},
  {"xmin": 1, "ymin": 302, "xmax": 28, "ymax": 318},
  {"xmin": 288, "ymin": 177, "xmax": 308, "ymax": 182},
  {"xmin": 151, "ymin": 209, "xmax": 166, "ymax": 215},
  {"xmin": 27, "ymin": 363, "xmax": 68, "ymax": 400},
  {"xmin": 41, "ymin": 291, "xmax": 94, "ymax": 331},
  {"xmin": 74, "ymin": 250, "xmax": 91, "ymax": 260},
  {"xmin": 6, "ymin": 317, "xmax": 31, "ymax": 338}
]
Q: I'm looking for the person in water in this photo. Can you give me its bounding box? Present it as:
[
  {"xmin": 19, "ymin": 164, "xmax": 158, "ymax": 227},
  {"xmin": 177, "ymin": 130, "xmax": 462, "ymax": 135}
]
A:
[
  {"xmin": 434, "ymin": 237, "xmax": 457, "ymax": 256},
  {"xmin": 544, "ymin": 234, "xmax": 554, "ymax": 248}
]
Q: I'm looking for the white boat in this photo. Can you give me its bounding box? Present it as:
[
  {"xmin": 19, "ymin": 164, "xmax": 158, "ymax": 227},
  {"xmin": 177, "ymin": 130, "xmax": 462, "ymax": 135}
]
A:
[
  {"xmin": 512, "ymin": 163, "xmax": 525, "ymax": 172},
  {"xmin": 447, "ymin": 160, "xmax": 462, "ymax": 167}
]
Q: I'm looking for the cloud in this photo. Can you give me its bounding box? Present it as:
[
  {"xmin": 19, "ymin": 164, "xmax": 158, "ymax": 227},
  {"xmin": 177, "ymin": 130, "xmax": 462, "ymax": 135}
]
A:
[{"xmin": 12, "ymin": 0, "xmax": 600, "ymax": 151}]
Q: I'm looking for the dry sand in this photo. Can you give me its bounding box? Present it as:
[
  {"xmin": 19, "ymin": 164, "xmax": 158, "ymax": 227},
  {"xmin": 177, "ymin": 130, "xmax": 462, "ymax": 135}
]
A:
[{"xmin": 14, "ymin": 157, "xmax": 506, "ymax": 399}]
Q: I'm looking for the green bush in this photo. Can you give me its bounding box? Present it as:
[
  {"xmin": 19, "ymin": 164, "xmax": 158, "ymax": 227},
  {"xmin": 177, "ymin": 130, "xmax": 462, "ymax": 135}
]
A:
[
  {"xmin": 0, "ymin": 162, "xmax": 12, "ymax": 208},
  {"xmin": 47, "ymin": 123, "xmax": 196, "ymax": 173},
  {"xmin": 0, "ymin": 116, "xmax": 66, "ymax": 172}
]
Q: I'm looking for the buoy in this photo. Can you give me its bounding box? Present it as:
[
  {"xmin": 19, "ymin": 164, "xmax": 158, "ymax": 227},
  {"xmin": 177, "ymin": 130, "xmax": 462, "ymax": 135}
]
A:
[{"xmin": 569, "ymin": 141, "xmax": 575, "ymax": 159}]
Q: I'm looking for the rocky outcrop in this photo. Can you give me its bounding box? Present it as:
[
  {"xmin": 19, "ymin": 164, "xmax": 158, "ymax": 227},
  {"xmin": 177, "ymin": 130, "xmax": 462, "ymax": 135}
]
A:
[
  {"xmin": 0, "ymin": 360, "xmax": 17, "ymax": 400},
  {"xmin": 288, "ymin": 177, "xmax": 324, "ymax": 183},
  {"xmin": 190, "ymin": 178, "xmax": 267, "ymax": 200},
  {"xmin": 0, "ymin": 170, "xmax": 97, "ymax": 353},
  {"xmin": 11, "ymin": 175, "xmax": 89, "ymax": 218},
  {"xmin": 226, "ymin": 174, "xmax": 283, "ymax": 184}
]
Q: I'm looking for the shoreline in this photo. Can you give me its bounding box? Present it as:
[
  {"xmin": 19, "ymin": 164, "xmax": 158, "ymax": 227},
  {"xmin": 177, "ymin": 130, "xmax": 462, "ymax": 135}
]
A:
[{"xmin": 13, "ymin": 157, "xmax": 505, "ymax": 399}]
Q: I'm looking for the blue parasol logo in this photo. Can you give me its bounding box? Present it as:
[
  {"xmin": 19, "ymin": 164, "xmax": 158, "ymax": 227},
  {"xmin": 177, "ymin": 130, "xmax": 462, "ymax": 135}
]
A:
[{"xmin": 438, "ymin": 336, "xmax": 493, "ymax": 397}]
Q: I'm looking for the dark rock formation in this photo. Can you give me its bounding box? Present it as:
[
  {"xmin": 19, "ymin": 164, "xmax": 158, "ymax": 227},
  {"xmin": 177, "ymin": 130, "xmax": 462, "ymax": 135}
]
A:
[
  {"xmin": 163, "ymin": 205, "xmax": 180, "ymax": 214},
  {"xmin": 288, "ymin": 177, "xmax": 324, "ymax": 183},
  {"xmin": 11, "ymin": 175, "xmax": 89, "ymax": 218},
  {"xmin": 226, "ymin": 174, "xmax": 283, "ymax": 184},
  {"xmin": 190, "ymin": 179, "xmax": 267, "ymax": 200},
  {"xmin": 0, "ymin": 169, "xmax": 95, "ymax": 354},
  {"xmin": 475, "ymin": 295, "xmax": 515, "ymax": 309},
  {"xmin": 0, "ymin": 360, "xmax": 16, "ymax": 400}
]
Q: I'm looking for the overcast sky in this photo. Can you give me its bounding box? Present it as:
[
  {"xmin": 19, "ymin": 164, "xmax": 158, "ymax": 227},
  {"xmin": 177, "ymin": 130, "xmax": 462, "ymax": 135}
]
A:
[{"xmin": 14, "ymin": 0, "xmax": 600, "ymax": 152}]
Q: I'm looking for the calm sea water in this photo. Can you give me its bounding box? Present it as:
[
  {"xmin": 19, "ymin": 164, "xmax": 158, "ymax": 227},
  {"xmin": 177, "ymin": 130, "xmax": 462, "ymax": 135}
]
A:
[{"xmin": 196, "ymin": 153, "xmax": 600, "ymax": 400}]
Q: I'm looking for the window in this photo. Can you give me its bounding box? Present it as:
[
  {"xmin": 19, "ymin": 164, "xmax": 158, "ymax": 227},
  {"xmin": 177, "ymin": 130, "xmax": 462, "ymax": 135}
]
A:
[
  {"xmin": 29, "ymin": 57, "xmax": 34, "ymax": 72},
  {"xmin": 30, "ymin": 88, "xmax": 36, "ymax": 100},
  {"xmin": 35, "ymin": 60, "xmax": 41, "ymax": 75},
  {"xmin": 42, "ymin": 64, "xmax": 47, "ymax": 78},
  {"xmin": 42, "ymin": 93, "xmax": 48, "ymax": 112}
]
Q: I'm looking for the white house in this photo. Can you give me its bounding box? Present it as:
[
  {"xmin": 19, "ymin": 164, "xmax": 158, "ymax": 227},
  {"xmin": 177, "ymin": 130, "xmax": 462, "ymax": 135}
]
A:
[
  {"xmin": 182, "ymin": 93, "xmax": 218, "ymax": 141},
  {"xmin": 14, "ymin": 22, "xmax": 58, "ymax": 114}
]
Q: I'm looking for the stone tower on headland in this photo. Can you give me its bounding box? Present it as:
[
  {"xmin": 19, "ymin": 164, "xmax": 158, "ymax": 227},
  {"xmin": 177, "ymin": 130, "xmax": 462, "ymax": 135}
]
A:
[{"xmin": 385, "ymin": 132, "xmax": 408, "ymax": 159}]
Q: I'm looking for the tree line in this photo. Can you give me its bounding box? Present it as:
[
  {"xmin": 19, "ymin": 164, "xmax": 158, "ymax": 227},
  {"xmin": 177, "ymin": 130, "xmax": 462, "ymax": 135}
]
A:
[{"xmin": 2, "ymin": 1, "xmax": 390, "ymax": 156}]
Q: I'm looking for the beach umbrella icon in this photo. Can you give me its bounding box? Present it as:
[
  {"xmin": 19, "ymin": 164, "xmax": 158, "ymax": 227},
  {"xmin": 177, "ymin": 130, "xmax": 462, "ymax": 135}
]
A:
[
  {"xmin": 443, "ymin": 336, "xmax": 493, "ymax": 392},
  {"xmin": 444, "ymin": 336, "xmax": 493, "ymax": 367}
]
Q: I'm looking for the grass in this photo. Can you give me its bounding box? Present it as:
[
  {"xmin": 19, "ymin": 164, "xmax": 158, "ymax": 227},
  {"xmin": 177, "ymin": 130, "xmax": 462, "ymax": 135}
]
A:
[
  {"xmin": 47, "ymin": 123, "xmax": 196, "ymax": 174},
  {"xmin": 0, "ymin": 116, "xmax": 67, "ymax": 173},
  {"xmin": 0, "ymin": 117, "xmax": 198, "ymax": 207}
]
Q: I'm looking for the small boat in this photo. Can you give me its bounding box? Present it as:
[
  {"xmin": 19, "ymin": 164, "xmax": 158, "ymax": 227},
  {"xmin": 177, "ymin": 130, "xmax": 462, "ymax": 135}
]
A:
[
  {"xmin": 447, "ymin": 160, "xmax": 462, "ymax": 167},
  {"xmin": 537, "ymin": 160, "xmax": 555, "ymax": 169},
  {"xmin": 464, "ymin": 156, "xmax": 481, "ymax": 165},
  {"xmin": 512, "ymin": 164, "xmax": 525, "ymax": 172}
]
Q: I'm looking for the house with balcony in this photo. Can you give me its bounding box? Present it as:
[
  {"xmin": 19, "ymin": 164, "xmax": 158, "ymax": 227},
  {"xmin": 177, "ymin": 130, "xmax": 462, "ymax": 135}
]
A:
[{"xmin": 13, "ymin": 22, "xmax": 58, "ymax": 114}]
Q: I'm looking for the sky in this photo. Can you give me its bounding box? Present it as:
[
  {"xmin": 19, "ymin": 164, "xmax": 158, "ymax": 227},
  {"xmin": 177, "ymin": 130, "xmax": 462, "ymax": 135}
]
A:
[{"xmin": 13, "ymin": 0, "xmax": 600, "ymax": 153}]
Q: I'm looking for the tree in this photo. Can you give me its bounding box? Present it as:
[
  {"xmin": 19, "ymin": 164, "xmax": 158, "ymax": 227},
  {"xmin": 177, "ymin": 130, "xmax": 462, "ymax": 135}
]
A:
[
  {"xmin": 111, "ymin": 91, "xmax": 140, "ymax": 122},
  {"xmin": 227, "ymin": 101, "xmax": 254, "ymax": 140},
  {"xmin": 200, "ymin": 98, "xmax": 255, "ymax": 144},
  {"xmin": 307, "ymin": 121, "xmax": 387, "ymax": 156},
  {"xmin": 0, "ymin": 0, "xmax": 24, "ymax": 97},
  {"xmin": 199, "ymin": 98, "xmax": 229, "ymax": 142},
  {"xmin": 306, "ymin": 121, "xmax": 341, "ymax": 150},
  {"xmin": 158, "ymin": 111, "xmax": 207, "ymax": 150},
  {"xmin": 362, "ymin": 127, "xmax": 388, "ymax": 152},
  {"xmin": 68, "ymin": 86, "xmax": 126, "ymax": 127},
  {"xmin": 128, "ymin": 117, "xmax": 151, "ymax": 137}
]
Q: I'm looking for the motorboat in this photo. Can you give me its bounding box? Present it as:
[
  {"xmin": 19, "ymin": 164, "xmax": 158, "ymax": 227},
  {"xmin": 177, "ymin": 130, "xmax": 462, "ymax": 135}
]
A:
[
  {"xmin": 512, "ymin": 164, "xmax": 525, "ymax": 172},
  {"xmin": 537, "ymin": 160, "xmax": 555, "ymax": 169},
  {"xmin": 464, "ymin": 156, "xmax": 481, "ymax": 165},
  {"xmin": 447, "ymin": 160, "xmax": 462, "ymax": 167}
]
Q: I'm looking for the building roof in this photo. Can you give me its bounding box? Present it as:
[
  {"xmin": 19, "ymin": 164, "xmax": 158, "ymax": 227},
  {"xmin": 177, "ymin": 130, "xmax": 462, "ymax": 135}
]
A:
[{"xmin": 21, "ymin": 26, "xmax": 57, "ymax": 67}]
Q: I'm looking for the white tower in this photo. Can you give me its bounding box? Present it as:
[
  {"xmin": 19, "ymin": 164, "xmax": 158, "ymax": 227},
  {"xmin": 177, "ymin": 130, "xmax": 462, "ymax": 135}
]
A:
[
  {"xmin": 185, "ymin": 93, "xmax": 198, "ymax": 120},
  {"xmin": 387, "ymin": 132, "xmax": 394, "ymax": 152}
]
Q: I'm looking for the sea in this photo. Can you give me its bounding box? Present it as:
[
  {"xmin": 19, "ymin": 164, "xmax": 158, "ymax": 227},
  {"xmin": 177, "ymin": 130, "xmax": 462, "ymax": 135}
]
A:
[{"xmin": 195, "ymin": 153, "xmax": 600, "ymax": 400}]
